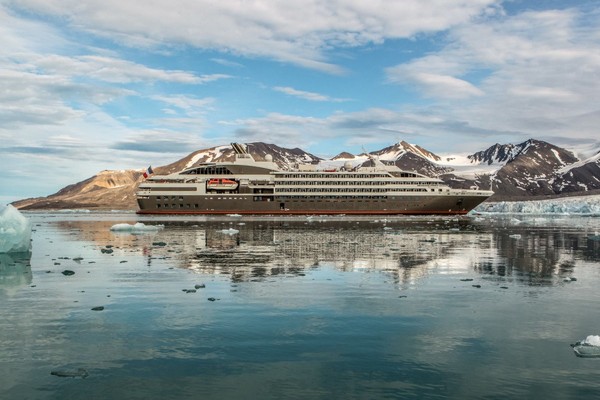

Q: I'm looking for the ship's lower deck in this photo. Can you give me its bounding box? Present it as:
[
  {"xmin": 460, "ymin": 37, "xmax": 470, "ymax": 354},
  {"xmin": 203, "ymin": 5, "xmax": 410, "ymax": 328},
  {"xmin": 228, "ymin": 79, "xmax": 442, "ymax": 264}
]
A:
[{"xmin": 136, "ymin": 193, "xmax": 488, "ymax": 215}]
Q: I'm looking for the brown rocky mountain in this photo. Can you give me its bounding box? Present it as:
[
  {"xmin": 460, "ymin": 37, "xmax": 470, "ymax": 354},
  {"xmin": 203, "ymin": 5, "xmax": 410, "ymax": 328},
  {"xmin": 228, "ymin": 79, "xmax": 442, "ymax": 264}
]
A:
[{"xmin": 14, "ymin": 170, "xmax": 142, "ymax": 210}]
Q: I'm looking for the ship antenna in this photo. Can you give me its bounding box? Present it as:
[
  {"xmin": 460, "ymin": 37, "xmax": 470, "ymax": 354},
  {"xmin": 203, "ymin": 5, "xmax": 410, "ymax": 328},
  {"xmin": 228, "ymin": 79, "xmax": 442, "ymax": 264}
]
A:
[
  {"xmin": 362, "ymin": 146, "xmax": 374, "ymax": 162},
  {"xmin": 362, "ymin": 146, "xmax": 385, "ymax": 168}
]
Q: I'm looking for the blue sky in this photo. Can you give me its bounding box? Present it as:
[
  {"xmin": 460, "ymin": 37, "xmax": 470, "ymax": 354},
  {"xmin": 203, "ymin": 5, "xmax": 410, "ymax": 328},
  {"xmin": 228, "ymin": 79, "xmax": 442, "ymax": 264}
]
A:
[{"xmin": 1, "ymin": 0, "xmax": 600, "ymax": 203}]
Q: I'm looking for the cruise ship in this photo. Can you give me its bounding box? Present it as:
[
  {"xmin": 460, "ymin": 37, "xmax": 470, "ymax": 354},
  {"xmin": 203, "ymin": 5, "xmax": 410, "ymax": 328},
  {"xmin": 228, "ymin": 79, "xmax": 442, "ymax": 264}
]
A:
[{"xmin": 136, "ymin": 143, "xmax": 493, "ymax": 215}]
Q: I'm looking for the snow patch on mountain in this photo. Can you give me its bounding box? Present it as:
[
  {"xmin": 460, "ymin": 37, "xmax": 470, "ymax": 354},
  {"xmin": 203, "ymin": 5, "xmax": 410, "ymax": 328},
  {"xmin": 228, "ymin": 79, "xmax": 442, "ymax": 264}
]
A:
[
  {"xmin": 185, "ymin": 145, "xmax": 230, "ymax": 169},
  {"xmin": 556, "ymin": 151, "xmax": 600, "ymax": 175},
  {"xmin": 373, "ymin": 141, "xmax": 441, "ymax": 163}
]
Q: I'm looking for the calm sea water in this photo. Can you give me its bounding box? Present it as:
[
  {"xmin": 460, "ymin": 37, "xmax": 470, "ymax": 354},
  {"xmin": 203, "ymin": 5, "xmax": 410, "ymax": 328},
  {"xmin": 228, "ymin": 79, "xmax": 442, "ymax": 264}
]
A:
[{"xmin": 1, "ymin": 212, "xmax": 600, "ymax": 399}]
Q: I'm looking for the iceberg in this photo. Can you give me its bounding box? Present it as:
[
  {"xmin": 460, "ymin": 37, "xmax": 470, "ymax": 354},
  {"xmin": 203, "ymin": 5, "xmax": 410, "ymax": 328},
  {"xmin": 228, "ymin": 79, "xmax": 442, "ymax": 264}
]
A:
[
  {"xmin": 571, "ymin": 335, "xmax": 600, "ymax": 358},
  {"xmin": 109, "ymin": 222, "xmax": 164, "ymax": 233},
  {"xmin": 0, "ymin": 205, "xmax": 32, "ymax": 253},
  {"xmin": 474, "ymin": 195, "xmax": 600, "ymax": 215},
  {"xmin": 219, "ymin": 228, "xmax": 239, "ymax": 235}
]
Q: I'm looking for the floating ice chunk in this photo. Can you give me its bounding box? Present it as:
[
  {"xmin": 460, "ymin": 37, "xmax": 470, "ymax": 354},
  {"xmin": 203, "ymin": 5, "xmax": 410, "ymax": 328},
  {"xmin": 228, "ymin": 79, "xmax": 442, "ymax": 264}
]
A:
[
  {"xmin": 509, "ymin": 234, "xmax": 521, "ymax": 239},
  {"xmin": 581, "ymin": 335, "xmax": 600, "ymax": 346},
  {"xmin": 110, "ymin": 222, "xmax": 164, "ymax": 232},
  {"xmin": 572, "ymin": 335, "xmax": 600, "ymax": 357},
  {"xmin": 226, "ymin": 214, "xmax": 242, "ymax": 217},
  {"xmin": 219, "ymin": 228, "xmax": 239, "ymax": 235},
  {"xmin": 0, "ymin": 205, "xmax": 32, "ymax": 253}
]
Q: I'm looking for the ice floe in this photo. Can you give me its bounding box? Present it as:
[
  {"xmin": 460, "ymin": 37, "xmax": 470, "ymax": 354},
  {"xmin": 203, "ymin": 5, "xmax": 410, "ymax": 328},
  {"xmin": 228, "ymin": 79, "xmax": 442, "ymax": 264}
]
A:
[
  {"xmin": 571, "ymin": 335, "xmax": 600, "ymax": 358},
  {"xmin": 0, "ymin": 205, "xmax": 32, "ymax": 253},
  {"xmin": 219, "ymin": 228, "xmax": 239, "ymax": 235},
  {"xmin": 109, "ymin": 222, "xmax": 164, "ymax": 232}
]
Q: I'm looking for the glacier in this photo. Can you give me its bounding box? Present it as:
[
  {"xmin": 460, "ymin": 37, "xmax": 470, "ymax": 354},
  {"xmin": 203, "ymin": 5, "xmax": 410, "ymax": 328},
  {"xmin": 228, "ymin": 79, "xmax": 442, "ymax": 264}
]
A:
[
  {"xmin": 0, "ymin": 205, "xmax": 32, "ymax": 253},
  {"xmin": 473, "ymin": 195, "xmax": 600, "ymax": 215}
]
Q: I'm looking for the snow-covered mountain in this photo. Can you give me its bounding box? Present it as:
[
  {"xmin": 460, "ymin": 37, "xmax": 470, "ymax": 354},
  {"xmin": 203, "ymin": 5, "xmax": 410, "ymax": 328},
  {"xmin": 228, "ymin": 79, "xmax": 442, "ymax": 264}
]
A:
[
  {"xmin": 12, "ymin": 139, "xmax": 600, "ymax": 210},
  {"xmin": 487, "ymin": 140, "xmax": 580, "ymax": 197},
  {"xmin": 372, "ymin": 141, "xmax": 442, "ymax": 163},
  {"xmin": 156, "ymin": 142, "xmax": 321, "ymax": 176},
  {"xmin": 324, "ymin": 139, "xmax": 598, "ymax": 200},
  {"xmin": 468, "ymin": 142, "xmax": 528, "ymax": 165}
]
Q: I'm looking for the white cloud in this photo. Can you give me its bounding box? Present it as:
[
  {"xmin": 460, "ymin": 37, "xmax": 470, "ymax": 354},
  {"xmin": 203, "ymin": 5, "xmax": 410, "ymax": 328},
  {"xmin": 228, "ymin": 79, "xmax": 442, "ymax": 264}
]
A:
[
  {"xmin": 5, "ymin": 0, "xmax": 500, "ymax": 72},
  {"xmin": 0, "ymin": 69, "xmax": 85, "ymax": 128},
  {"xmin": 211, "ymin": 58, "xmax": 244, "ymax": 68},
  {"xmin": 386, "ymin": 6, "xmax": 600, "ymax": 144},
  {"xmin": 387, "ymin": 69, "xmax": 484, "ymax": 99},
  {"xmin": 151, "ymin": 95, "xmax": 215, "ymax": 113},
  {"xmin": 273, "ymin": 86, "xmax": 350, "ymax": 102},
  {"xmin": 32, "ymin": 54, "xmax": 207, "ymax": 84},
  {"xmin": 0, "ymin": 5, "xmax": 69, "ymax": 54}
]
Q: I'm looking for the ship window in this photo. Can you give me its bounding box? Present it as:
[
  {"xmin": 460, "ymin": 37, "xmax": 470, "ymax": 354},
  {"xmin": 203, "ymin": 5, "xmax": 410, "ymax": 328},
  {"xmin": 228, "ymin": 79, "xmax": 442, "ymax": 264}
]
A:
[{"xmin": 157, "ymin": 204, "xmax": 161, "ymax": 208}]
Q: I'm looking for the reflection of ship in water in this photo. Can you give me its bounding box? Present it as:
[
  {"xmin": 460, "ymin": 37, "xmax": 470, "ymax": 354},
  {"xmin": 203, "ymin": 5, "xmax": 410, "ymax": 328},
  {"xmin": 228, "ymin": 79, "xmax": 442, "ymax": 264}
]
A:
[
  {"xmin": 184, "ymin": 218, "xmax": 494, "ymax": 284},
  {"xmin": 0, "ymin": 252, "xmax": 32, "ymax": 292}
]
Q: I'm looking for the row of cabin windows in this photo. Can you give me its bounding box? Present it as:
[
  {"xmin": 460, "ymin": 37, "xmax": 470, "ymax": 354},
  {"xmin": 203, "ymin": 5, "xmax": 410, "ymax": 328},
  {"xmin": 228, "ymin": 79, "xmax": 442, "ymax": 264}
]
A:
[
  {"xmin": 156, "ymin": 196, "xmax": 246, "ymax": 202},
  {"xmin": 156, "ymin": 196, "xmax": 184, "ymax": 201},
  {"xmin": 276, "ymin": 173, "xmax": 389, "ymax": 179},
  {"xmin": 275, "ymin": 180, "xmax": 441, "ymax": 186},
  {"xmin": 153, "ymin": 195, "xmax": 398, "ymax": 206},
  {"xmin": 154, "ymin": 187, "xmax": 445, "ymax": 204},
  {"xmin": 278, "ymin": 195, "xmax": 387, "ymax": 200},
  {"xmin": 157, "ymin": 203, "xmax": 199, "ymax": 208},
  {"xmin": 276, "ymin": 188, "xmax": 429, "ymax": 193},
  {"xmin": 180, "ymin": 166, "xmax": 232, "ymax": 175}
]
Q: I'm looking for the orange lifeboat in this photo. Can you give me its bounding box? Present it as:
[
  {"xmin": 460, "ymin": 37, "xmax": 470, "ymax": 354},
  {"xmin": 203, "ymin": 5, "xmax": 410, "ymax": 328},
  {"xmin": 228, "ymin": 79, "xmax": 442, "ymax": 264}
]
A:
[{"xmin": 207, "ymin": 178, "xmax": 239, "ymax": 190}]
